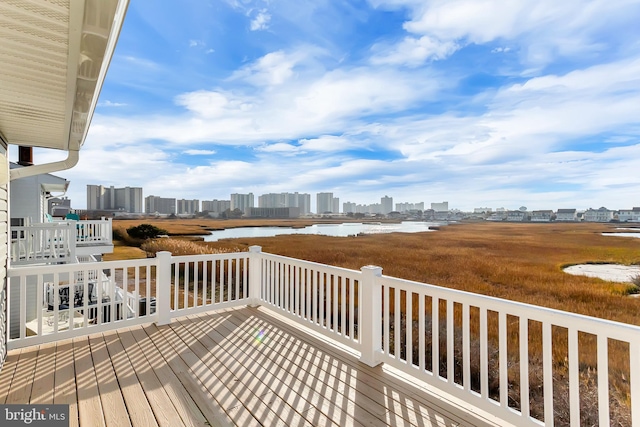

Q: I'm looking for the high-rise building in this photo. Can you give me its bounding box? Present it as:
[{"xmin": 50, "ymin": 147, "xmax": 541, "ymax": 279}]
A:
[
  {"xmin": 431, "ymin": 201, "xmax": 449, "ymax": 212},
  {"xmin": 177, "ymin": 199, "xmax": 199, "ymax": 214},
  {"xmin": 343, "ymin": 201, "xmax": 356, "ymax": 214},
  {"xmin": 258, "ymin": 192, "xmax": 311, "ymax": 214},
  {"xmin": 202, "ymin": 199, "xmax": 231, "ymax": 213},
  {"xmin": 332, "ymin": 197, "xmax": 340, "ymax": 214},
  {"xmin": 87, "ymin": 185, "xmax": 143, "ymax": 213},
  {"xmin": 145, "ymin": 195, "xmax": 176, "ymax": 215},
  {"xmin": 381, "ymin": 196, "xmax": 393, "ymax": 214},
  {"xmin": 396, "ymin": 202, "xmax": 425, "ymax": 212},
  {"xmin": 230, "ymin": 193, "xmax": 254, "ymax": 211},
  {"xmin": 316, "ymin": 192, "xmax": 336, "ymax": 214}
]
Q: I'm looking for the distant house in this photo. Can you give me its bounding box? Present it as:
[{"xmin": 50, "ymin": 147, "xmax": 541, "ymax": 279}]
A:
[
  {"xmin": 486, "ymin": 212, "xmax": 506, "ymax": 221},
  {"xmin": 506, "ymin": 210, "xmax": 527, "ymax": 222},
  {"xmin": 618, "ymin": 207, "xmax": 640, "ymax": 222},
  {"xmin": 556, "ymin": 208, "xmax": 577, "ymax": 221},
  {"xmin": 583, "ymin": 207, "xmax": 614, "ymax": 222},
  {"xmin": 531, "ymin": 210, "xmax": 553, "ymax": 222}
]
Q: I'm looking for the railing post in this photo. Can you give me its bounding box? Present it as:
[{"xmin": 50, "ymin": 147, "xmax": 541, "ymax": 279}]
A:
[
  {"xmin": 360, "ymin": 265, "xmax": 383, "ymax": 367},
  {"xmin": 105, "ymin": 217, "xmax": 113, "ymax": 244},
  {"xmin": 248, "ymin": 246, "xmax": 262, "ymax": 307},
  {"xmin": 156, "ymin": 251, "xmax": 172, "ymax": 325}
]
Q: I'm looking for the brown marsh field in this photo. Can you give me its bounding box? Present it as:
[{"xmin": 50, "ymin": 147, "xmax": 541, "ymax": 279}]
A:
[{"xmin": 113, "ymin": 219, "xmax": 640, "ymax": 325}]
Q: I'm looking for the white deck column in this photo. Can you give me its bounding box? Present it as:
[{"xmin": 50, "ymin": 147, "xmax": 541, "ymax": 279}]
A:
[
  {"xmin": 360, "ymin": 265, "xmax": 383, "ymax": 367},
  {"xmin": 156, "ymin": 251, "xmax": 172, "ymax": 325},
  {"xmin": 248, "ymin": 246, "xmax": 262, "ymax": 307}
]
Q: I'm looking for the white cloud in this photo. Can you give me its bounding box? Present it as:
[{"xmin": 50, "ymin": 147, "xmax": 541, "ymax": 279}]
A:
[
  {"xmin": 370, "ymin": 0, "xmax": 640, "ymax": 66},
  {"xmin": 371, "ymin": 36, "xmax": 458, "ymax": 66},
  {"xmin": 230, "ymin": 50, "xmax": 300, "ymax": 86},
  {"xmin": 298, "ymin": 135, "xmax": 360, "ymax": 152},
  {"xmin": 255, "ymin": 143, "xmax": 297, "ymax": 153},
  {"xmin": 183, "ymin": 149, "xmax": 217, "ymax": 155},
  {"xmin": 491, "ymin": 47, "xmax": 511, "ymax": 53},
  {"xmin": 99, "ymin": 100, "xmax": 126, "ymax": 107},
  {"xmin": 250, "ymin": 9, "xmax": 271, "ymax": 31}
]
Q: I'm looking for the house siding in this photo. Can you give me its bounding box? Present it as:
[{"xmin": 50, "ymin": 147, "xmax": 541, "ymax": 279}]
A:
[{"xmin": 0, "ymin": 144, "xmax": 8, "ymax": 370}]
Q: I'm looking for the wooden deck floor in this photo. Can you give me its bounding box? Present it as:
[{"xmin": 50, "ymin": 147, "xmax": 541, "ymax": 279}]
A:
[{"xmin": 0, "ymin": 307, "xmax": 500, "ymax": 427}]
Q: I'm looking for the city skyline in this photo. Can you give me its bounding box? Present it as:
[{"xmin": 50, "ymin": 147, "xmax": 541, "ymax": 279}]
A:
[
  {"xmin": 12, "ymin": 1, "xmax": 640, "ymax": 211},
  {"xmin": 84, "ymin": 184, "xmax": 636, "ymax": 215}
]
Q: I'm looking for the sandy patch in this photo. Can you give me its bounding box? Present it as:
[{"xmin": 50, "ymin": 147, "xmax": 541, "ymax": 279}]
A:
[{"xmin": 563, "ymin": 264, "xmax": 640, "ymax": 283}]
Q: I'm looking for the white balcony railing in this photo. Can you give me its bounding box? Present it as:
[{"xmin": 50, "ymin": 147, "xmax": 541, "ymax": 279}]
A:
[
  {"xmin": 10, "ymin": 218, "xmax": 112, "ymax": 265},
  {"xmin": 10, "ymin": 222, "xmax": 76, "ymax": 266},
  {"xmin": 6, "ymin": 246, "xmax": 640, "ymax": 426}
]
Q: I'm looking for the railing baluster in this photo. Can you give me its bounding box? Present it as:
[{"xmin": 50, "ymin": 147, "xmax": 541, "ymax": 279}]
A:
[
  {"xmin": 307, "ymin": 268, "xmax": 312, "ymax": 322},
  {"xmin": 194, "ymin": 261, "xmax": 199, "ymax": 307},
  {"xmin": 184, "ymin": 262, "xmax": 189, "ymax": 309},
  {"xmin": 384, "ymin": 285, "xmax": 390, "ymax": 355},
  {"xmin": 341, "ymin": 276, "xmax": 347, "ymax": 336},
  {"xmin": 226, "ymin": 258, "xmax": 232, "ymax": 303},
  {"xmin": 447, "ymin": 299, "xmax": 454, "ymax": 383},
  {"xmin": 520, "ymin": 317, "xmax": 530, "ymax": 419},
  {"xmin": 19, "ymin": 275, "xmax": 26, "ymax": 340},
  {"xmin": 419, "ymin": 294, "xmax": 425, "ymax": 372},
  {"xmin": 333, "ymin": 274, "xmax": 339, "ymax": 332},
  {"xmin": 480, "ymin": 306, "xmax": 488, "ymax": 398},
  {"xmin": 394, "ymin": 286, "xmax": 400, "ymax": 360},
  {"xmin": 597, "ymin": 335, "xmax": 610, "ymax": 425},
  {"xmin": 406, "ymin": 291, "xmax": 413, "ymax": 365},
  {"xmin": 319, "ymin": 272, "xmax": 325, "ymax": 328},
  {"xmin": 203, "ymin": 260, "xmax": 209, "ymax": 306},
  {"xmin": 312, "ymin": 269, "xmax": 318, "ymax": 324},
  {"xmin": 349, "ymin": 278, "xmax": 355, "ymax": 340},
  {"xmin": 543, "ymin": 322, "xmax": 554, "ymax": 426},
  {"xmin": 463, "ymin": 303, "xmax": 470, "ymax": 390},
  {"xmin": 499, "ymin": 311, "xmax": 508, "ymax": 407},
  {"xmin": 569, "ymin": 327, "xmax": 580, "ymax": 427},
  {"xmin": 432, "ymin": 297, "xmax": 439, "ymax": 377},
  {"xmin": 36, "ymin": 274, "xmax": 43, "ymax": 336},
  {"xmin": 235, "ymin": 257, "xmax": 240, "ymax": 302},
  {"xmin": 135, "ymin": 264, "xmax": 140, "ymax": 317},
  {"xmin": 173, "ymin": 261, "xmax": 178, "ymax": 310}
]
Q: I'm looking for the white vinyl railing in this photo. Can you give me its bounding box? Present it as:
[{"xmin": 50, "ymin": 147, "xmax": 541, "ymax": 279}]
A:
[
  {"xmin": 257, "ymin": 252, "xmax": 363, "ymax": 352},
  {"xmin": 74, "ymin": 217, "xmax": 112, "ymax": 245},
  {"xmin": 10, "ymin": 218, "xmax": 112, "ymax": 265},
  {"xmin": 10, "ymin": 222, "xmax": 76, "ymax": 265},
  {"xmin": 6, "ymin": 246, "xmax": 640, "ymax": 426}
]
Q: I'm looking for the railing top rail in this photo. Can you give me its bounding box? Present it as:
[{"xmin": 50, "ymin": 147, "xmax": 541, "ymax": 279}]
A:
[
  {"xmin": 171, "ymin": 252, "xmax": 249, "ymax": 262},
  {"xmin": 380, "ymin": 274, "xmax": 640, "ymax": 338},
  {"xmin": 11, "ymin": 222, "xmax": 74, "ymax": 229},
  {"xmin": 260, "ymin": 252, "xmax": 363, "ymax": 276},
  {"xmin": 7, "ymin": 257, "xmax": 157, "ymax": 276}
]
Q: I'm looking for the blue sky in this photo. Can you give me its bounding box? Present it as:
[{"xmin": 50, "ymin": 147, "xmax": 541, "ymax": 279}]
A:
[{"xmin": 16, "ymin": 0, "xmax": 640, "ymax": 211}]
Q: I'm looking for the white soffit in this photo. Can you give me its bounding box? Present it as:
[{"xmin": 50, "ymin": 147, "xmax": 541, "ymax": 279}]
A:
[{"xmin": 0, "ymin": 0, "xmax": 128, "ymax": 152}]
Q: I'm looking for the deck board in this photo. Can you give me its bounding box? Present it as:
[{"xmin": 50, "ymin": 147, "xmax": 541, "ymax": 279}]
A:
[
  {"xmin": 0, "ymin": 348, "xmax": 21, "ymax": 404},
  {"xmin": 2, "ymin": 306, "xmax": 500, "ymax": 427},
  {"xmin": 53, "ymin": 339, "xmax": 79, "ymax": 427},
  {"xmin": 125, "ymin": 328, "xmax": 212, "ymax": 427},
  {"xmin": 175, "ymin": 315, "xmax": 322, "ymax": 427},
  {"xmin": 29, "ymin": 342, "xmax": 56, "ymax": 404},
  {"xmin": 88, "ymin": 334, "xmax": 132, "ymax": 427},
  {"xmin": 73, "ymin": 336, "xmax": 106, "ymax": 427},
  {"xmin": 103, "ymin": 331, "xmax": 159, "ymax": 427}
]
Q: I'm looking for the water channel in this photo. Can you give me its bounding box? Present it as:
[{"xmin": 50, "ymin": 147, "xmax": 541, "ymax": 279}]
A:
[{"xmin": 202, "ymin": 221, "xmax": 442, "ymax": 242}]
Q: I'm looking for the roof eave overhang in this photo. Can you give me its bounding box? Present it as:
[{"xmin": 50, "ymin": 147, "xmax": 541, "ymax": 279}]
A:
[{"xmin": 1, "ymin": 0, "xmax": 129, "ymax": 182}]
